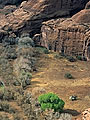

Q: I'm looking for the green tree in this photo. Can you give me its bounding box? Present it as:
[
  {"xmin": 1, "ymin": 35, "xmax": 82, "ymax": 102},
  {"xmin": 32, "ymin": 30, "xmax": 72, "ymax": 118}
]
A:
[{"xmin": 38, "ymin": 93, "xmax": 65, "ymax": 112}]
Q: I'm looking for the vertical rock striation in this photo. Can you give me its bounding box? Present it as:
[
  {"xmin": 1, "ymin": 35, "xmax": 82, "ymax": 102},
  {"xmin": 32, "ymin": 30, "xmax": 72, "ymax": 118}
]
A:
[{"xmin": 40, "ymin": 2, "xmax": 90, "ymax": 59}]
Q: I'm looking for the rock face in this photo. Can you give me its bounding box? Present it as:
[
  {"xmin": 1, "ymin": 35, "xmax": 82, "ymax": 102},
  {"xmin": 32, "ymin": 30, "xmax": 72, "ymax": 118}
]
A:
[
  {"xmin": 0, "ymin": 0, "xmax": 89, "ymax": 59},
  {"xmin": 75, "ymin": 108, "xmax": 90, "ymax": 120},
  {"xmin": 82, "ymin": 108, "xmax": 90, "ymax": 120},
  {"xmin": 0, "ymin": 0, "xmax": 89, "ymax": 39},
  {"xmin": 0, "ymin": 0, "xmax": 24, "ymax": 8},
  {"xmin": 85, "ymin": 1, "xmax": 90, "ymax": 9},
  {"xmin": 40, "ymin": 2, "xmax": 90, "ymax": 60}
]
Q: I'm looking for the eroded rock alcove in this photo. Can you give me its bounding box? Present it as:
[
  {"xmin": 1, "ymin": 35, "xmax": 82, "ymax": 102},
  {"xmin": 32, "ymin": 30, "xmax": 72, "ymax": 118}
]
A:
[{"xmin": 39, "ymin": 2, "xmax": 90, "ymax": 60}]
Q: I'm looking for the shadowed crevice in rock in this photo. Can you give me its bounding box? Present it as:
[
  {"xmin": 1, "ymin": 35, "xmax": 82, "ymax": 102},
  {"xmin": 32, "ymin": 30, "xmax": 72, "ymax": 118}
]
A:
[{"xmin": 0, "ymin": 0, "xmax": 25, "ymax": 8}]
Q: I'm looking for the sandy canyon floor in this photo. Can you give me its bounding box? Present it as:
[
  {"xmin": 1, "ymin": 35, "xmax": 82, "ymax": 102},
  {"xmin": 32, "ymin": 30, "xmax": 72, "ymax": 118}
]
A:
[{"xmin": 30, "ymin": 53, "xmax": 90, "ymax": 117}]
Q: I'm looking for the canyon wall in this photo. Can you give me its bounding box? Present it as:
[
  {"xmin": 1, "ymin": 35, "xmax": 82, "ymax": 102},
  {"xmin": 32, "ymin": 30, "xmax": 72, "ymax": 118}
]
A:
[
  {"xmin": 0, "ymin": 0, "xmax": 89, "ymax": 38},
  {"xmin": 0, "ymin": 0, "xmax": 90, "ymax": 59},
  {"xmin": 40, "ymin": 3, "xmax": 90, "ymax": 59}
]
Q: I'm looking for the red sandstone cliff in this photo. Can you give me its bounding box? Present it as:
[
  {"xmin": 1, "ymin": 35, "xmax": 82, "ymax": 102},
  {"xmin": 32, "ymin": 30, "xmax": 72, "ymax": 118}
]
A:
[
  {"xmin": 40, "ymin": 1, "xmax": 90, "ymax": 60},
  {"xmin": 0, "ymin": 0, "xmax": 89, "ymax": 38},
  {"xmin": 0, "ymin": 0, "xmax": 90, "ymax": 59}
]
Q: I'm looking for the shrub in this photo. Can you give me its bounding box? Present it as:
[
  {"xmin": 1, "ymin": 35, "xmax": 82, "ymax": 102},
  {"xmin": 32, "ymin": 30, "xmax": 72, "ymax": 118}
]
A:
[
  {"xmin": 3, "ymin": 88, "xmax": 15, "ymax": 101},
  {"xmin": 64, "ymin": 73, "xmax": 74, "ymax": 79},
  {"xmin": 18, "ymin": 37, "xmax": 35, "ymax": 47},
  {"xmin": 35, "ymin": 47, "xmax": 49, "ymax": 54},
  {"xmin": 54, "ymin": 54, "xmax": 63, "ymax": 59},
  {"xmin": 20, "ymin": 70, "xmax": 32, "ymax": 88},
  {"xmin": 44, "ymin": 49, "xmax": 49, "ymax": 54},
  {"xmin": 3, "ymin": 45, "xmax": 17, "ymax": 60},
  {"xmin": 0, "ymin": 102, "xmax": 9, "ymax": 112},
  {"xmin": 82, "ymin": 56, "xmax": 87, "ymax": 61},
  {"xmin": 17, "ymin": 47, "xmax": 34, "ymax": 58},
  {"xmin": 38, "ymin": 93, "xmax": 65, "ymax": 112},
  {"xmin": 3, "ymin": 36, "xmax": 16, "ymax": 45},
  {"xmin": 76, "ymin": 55, "xmax": 87, "ymax": 61},
  {"xmin": 76, "ymin": 55, "xmax": 82, "ymax": 61},
  {"xmin": 66, "ymin": 56, "xmax": 76, "ymax": 62},
  {"xmin": 0, "ymin": 114, "xmax": 10, "ymax": 120}
]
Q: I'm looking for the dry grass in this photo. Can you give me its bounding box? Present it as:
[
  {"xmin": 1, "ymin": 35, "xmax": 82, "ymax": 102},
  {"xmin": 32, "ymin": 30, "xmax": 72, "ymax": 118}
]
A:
[
  {"xmin": 30, "ymin": 53, "xmax": 90, "ymax": 117},
  {"xmin": 0, "ymin": 44, "xmax": 90, "ymax": 119}
]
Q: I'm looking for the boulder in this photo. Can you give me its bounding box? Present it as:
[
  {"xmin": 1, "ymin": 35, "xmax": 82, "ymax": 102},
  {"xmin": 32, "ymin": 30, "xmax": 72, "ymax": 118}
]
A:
[
  {"xmin": 75, "ymin": 108, "xmax": 90, "ymax": 120},
  {"xmin": 82, "ymin": 108, "xmax": 90, "ymax": 120}
]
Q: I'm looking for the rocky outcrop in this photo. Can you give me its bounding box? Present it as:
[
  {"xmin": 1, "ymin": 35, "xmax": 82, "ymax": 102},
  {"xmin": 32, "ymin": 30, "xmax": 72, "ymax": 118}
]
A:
[
  {"xmin": 85, "ymin": 1, "xmax": 90, "ymax": 9},
  {"xmin": 82, "ymin": 108, "xmax": 90, "ymax": 120},
  {"xmin": 40, "ymin": 2, "xmax": 90, "ymax": 60},
  {"xmin": 0, "ymin": 0, "xmax": 89, "ymax": 40},
  {"xmin": 0, "ymin": 0, "xmax": 24, "ymax": 8},
  {"xmin": 0, "ymin": 0, "xmax": 89, "ymax": 59},
  {"xmin": 75, "ymin": 108, "xmax": 90, "ymax": 120}
]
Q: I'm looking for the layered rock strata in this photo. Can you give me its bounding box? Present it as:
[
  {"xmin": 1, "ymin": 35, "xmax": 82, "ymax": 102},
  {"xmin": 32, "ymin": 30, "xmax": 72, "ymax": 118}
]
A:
[
  {"xmin": 40, "ymin": 3, "xmax": 90, "ymax": 59},
  {"xmin": 0, "ymin": 0, "xmax": 89, "ymax": 39}
]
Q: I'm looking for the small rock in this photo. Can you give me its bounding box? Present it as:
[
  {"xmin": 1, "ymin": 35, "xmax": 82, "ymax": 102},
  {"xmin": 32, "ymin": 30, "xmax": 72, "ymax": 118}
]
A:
[
  {"xmin": 54, "ymin": 112, "xmax": 60, "ymax": 119},
  {"xmin": 69, "ymin": 96, "xmax": 77, "ymax": 101}
]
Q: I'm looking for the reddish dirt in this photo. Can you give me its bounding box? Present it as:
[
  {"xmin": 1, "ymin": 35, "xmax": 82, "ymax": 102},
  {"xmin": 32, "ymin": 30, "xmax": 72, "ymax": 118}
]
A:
[{"xmin": 29, "ymin": 53, "xmax": 90, "ymax": 118}]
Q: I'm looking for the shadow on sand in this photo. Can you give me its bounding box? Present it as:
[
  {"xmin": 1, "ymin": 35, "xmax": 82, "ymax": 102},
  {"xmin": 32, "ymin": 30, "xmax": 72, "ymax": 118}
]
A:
[
  {"xmin": 63, "ymin": 109, "xmax": 80, "ymax": 116},
  {"xmin": 31, "ymin": 81, "xmax": 40, "ymax": 85}
]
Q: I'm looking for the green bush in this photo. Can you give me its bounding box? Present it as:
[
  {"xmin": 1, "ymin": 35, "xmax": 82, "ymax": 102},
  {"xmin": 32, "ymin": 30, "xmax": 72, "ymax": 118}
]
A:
[
  {"xmin": 77, "ymin": 56, "xmax": 87, "ymax": 61},
  {"xmin": 0, "ymin": 101, "xmax": 17, "ymax": 113},
  {"xmin": 64, "ymin": 73, "xmax": 74, "ymax": 79},
  {"xmin": 76, "ymin": 55, "xmax": 82, "ymax": 61},
  {"xmin": 13, "ymin": 114, "xmax": 25, "ymax": 120},
  {"xmin": 38, "ymin": 93, "xmax": 65, "ymax": 112}
]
